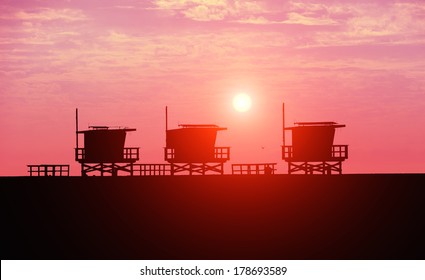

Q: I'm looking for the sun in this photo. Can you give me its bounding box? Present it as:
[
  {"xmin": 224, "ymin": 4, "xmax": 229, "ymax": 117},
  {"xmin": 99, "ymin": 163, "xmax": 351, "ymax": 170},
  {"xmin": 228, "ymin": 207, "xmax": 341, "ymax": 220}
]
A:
[{"xmin": 233, "ymin": 93, "xmax": 252, "ymax": 112}]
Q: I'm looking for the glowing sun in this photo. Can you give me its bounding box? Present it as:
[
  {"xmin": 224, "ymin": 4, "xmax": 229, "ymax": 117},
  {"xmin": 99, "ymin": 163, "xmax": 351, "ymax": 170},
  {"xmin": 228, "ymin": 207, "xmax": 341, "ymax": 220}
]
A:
[{"xmin": 233, "ymin": 93, "xmax": 252, "ymax": 112}]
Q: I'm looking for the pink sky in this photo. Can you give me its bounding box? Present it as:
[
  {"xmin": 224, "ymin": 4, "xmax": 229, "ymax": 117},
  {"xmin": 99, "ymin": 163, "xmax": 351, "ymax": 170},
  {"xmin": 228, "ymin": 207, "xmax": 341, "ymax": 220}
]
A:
[{"xmin": 1, "ymin": 0, "xmax": 424, "ymax": 175}]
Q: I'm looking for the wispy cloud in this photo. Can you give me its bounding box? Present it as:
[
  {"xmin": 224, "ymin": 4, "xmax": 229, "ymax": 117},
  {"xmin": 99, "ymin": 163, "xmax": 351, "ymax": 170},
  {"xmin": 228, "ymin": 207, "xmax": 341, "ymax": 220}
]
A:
[
  {"xmin": 284, "ymin": 1, "xmax": 425, "ymax": 47},
  {"xmin": 235, "ymin": 16, "xmax": 278, "ymax": 25},
  {"xmin": 0, "ymin": 6, "xmax": 90, "ymax": 48},
  {"xmin": 152, "ymin": 0, "xmax": 265, "ymax": 21},
  {"xmin": 345, "ymin": 3, "xmax": 425, "ymax": 37},
  {"xmin": 282, "ymin": 12, "xmax": 338, "ymax": 26},
  {"xmin": 1, "ymin": 8, "xmax": 88, "ymax": 22}
]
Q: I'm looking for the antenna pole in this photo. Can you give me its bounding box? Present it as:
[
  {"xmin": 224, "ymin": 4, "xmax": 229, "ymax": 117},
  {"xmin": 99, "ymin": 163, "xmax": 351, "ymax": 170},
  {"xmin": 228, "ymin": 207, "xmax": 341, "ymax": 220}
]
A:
[
  {"xmin": 76, "ymin": 108, "xmax": 79, "ymax": 149},
  {"xmin": 165, "ymin": 106, "xmax": 168, "ymax": 131},
  {"xmin": 282, "ymin": 102, "xmax": 285, "ymax": 147}
]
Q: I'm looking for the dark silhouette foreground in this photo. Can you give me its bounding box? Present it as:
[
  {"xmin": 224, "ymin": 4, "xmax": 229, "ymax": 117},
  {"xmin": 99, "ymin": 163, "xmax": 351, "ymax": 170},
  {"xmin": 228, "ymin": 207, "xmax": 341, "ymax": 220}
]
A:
[{"xmin": 1, "ymin": 174, "xmax": 424, "ymax": 260}]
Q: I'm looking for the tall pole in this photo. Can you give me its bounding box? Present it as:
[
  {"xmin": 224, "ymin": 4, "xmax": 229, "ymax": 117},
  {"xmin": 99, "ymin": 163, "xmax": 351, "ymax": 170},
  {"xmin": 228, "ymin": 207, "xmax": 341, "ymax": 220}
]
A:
[
  {"xmin": 165, "ymin": 106, "xmax": 168, "ymax": 131},
  {"xmin": 76, "ymin": 108, "xmax": 79, "ymax": 149},
  {"xmin": 282, "ymin": 102, "xmax": 285, "ymax": 147}
]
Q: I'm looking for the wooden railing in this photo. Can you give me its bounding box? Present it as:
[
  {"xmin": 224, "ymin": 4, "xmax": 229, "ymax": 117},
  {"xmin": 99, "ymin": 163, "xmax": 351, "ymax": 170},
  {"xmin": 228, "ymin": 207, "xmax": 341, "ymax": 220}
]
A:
[
  {"xmin": 164, "ymin": 147, "xmax": 230, "ymax": 162},
  {"xmin": 27, "ymin": 164, "xmax": 70, "ymax": 176},
  {"xmin": 282, "ymin": 145, "xmax": 348, "ymax": 160},
  {"xmin": 232, "ymin": 163, "xmax": 277, "ymax": 175},
  {"xmin": 132, "ymin": 164, "xmax": 171, "ymax": 176},
  {"xmin": 123, "ymin": 148, "xmax": 140, "ymax": 160},
  {"xmin": 75, "ymin": 147, "xmax": 139, "ymax": 161}
]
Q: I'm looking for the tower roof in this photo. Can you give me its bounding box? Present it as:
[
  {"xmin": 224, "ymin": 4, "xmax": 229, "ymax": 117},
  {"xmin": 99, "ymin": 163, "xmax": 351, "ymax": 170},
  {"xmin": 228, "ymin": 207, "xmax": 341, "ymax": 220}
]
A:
[
  {"xmin": 77, "ymin": 126, "xmax": 136, "ymax": 134},
  {"xmin": 172, "ymin": 124, "xmax": 227, "ymax": 131},
  {"xmin": 285, "ymin": 122, "xmax": 345, "ymax": 130}
]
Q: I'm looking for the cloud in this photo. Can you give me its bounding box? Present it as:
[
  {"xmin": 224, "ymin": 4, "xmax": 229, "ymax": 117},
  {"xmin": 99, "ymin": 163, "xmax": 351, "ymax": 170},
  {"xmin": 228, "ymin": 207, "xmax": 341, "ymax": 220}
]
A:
[
  {"xmin": 236, "ymin": 16, "xmax": 276, "ymax": 25},
  {"xmin": 345, "ymin": 3, "xmax": 425, "ymax": 37},
  {"xmin": 182, "ymin": 4, "xmax": 228, "ymax": 21},
  {"xmin": 12, "ymin": 8, "xmax": 88, "ymax": 22},
  {"xmin": 154, "ymin": 0, "xmax": 228, "ymax": 10},
  {"xmin": 113, "ymin": 6, "xmax": 136, "ymax": 10},
  {"xmin": 280, "ymin": 1, "xmax": 340, "ymax": 26},
  {"xmin": 152, "ymin": 0, "xmax": 265, "ymax": 21},
  {"xmin": 282, "ymin": 2, "xmax": 425, "ymax": 48},
  {"xmin": 282, "ymin": 12, "xmax": 338, "ymax": 26},
  {"xmin": 0, "ymin": 6, "xmax": 90, "ymax": 48},
  {"xmin": 104, "ymin": 30, "xmax": 140, "ymax": 43}
]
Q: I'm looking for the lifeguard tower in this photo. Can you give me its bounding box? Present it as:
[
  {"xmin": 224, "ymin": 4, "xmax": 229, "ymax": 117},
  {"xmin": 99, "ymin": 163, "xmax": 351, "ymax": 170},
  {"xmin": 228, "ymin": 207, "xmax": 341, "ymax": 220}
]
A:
[
  {"xmin": 282, "ymin": 103, "xmax": 348, "ymax": 174},
  {"xmin": 75, "ymin": 109, "xmax": 139, "ymax": 176},
  {"xmin": 164, "ymin": 108, "xmax": 230, "ymax": 175}
]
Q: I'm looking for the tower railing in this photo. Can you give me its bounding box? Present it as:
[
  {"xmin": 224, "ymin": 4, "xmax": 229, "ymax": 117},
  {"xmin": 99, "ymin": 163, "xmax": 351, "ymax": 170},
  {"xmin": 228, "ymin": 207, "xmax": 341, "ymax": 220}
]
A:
[
  {"xmin": 123, "ymin": 148, "xmax": 140, "ymax": 160},
  {"xmin": 232, "ymin": 163, "xmax": 277, "ymax": 175},
  {"xmin": 28, "ymin": 164, "xmax": 70, "ymax": 176},
  {"xmin": 282, "ymin": 145, "xmax": 348, "ymax": 160},
  {"xmin": 214, "ymin": 147, "xmax": 231, "ymax": 160},
  {"xmin": 132, "ymin": 164, "xmax": 172, "ymax": 176},
  {"xmin": 164, "ymin": 147, "xmax": 230, "ymax": 162},
  {"xmin": 75, "ymin": 147, "xmax": 140, "ymax": 161}
]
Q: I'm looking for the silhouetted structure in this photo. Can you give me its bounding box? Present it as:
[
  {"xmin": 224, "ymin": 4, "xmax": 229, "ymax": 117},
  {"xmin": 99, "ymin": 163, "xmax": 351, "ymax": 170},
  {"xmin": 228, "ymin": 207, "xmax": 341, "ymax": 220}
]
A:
[
  {"xmin": 27, "ymin": 164, "xmax": 69, "ymax": 176},
  {"xmin": 75, "ymin": 109, "xmax": 139, "ymax": 176},
  {"xmin": 131, "ymin": 163, "xmax": 172, "ymax": 176},
  {"xmin": 232, "ymin": 163, "xmax": 277, "ymax": 175},
  {"xmin": 164, "ymin": 107, "xmax": 230, "ymax": 175},
  {"xmin": 165, "ymin": 124, "xmax": 230, "ymax": 175},
  {"xmin": 282, "ymin": 104, "xmax": 348, "ymax": 174}
]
